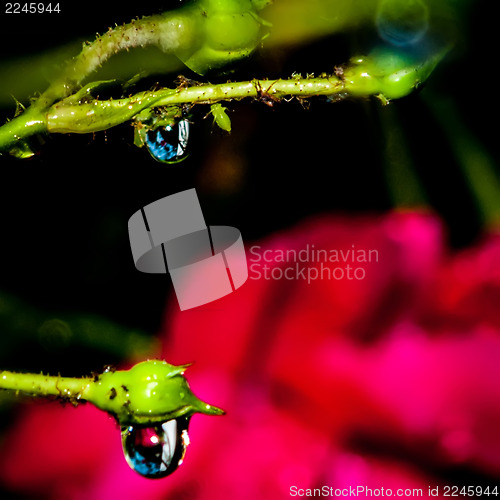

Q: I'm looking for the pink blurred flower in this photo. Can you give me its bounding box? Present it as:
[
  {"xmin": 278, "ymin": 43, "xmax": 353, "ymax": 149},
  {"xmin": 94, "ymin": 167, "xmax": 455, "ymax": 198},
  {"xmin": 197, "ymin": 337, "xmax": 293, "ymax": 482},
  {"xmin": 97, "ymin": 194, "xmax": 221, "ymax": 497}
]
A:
[{"xmin": 1, "ymin": 211, "xmax": 500, "ymax": 499}]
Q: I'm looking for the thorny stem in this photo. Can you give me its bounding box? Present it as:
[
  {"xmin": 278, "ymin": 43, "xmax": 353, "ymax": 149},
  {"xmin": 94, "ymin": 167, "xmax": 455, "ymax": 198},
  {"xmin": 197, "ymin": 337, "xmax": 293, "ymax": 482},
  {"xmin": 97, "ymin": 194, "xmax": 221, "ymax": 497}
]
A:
[
  {"xmin": 0, "ymin": 360, "xmax": 224, "ymax": 426},
  {"xmin": 33, "ymin": 9, "xmax": 200, "ymax": 111},
  {"xmin": 0, "ymin": 369, "xmax": 91, "ymax": 400},
  {"xmin": 0, "ymin": 0, "xmax": 457, "ymax": 156},
  {"xmin": 0, "ymin": 0, "xmax": 271, "ymax": 154},
  {"xmin": 47, "ymin": 77, "xmax": 347, "ymax": 134},
  {"xmin": 0, "ymin": 45, "xmax": 447, "ymax": 152}
]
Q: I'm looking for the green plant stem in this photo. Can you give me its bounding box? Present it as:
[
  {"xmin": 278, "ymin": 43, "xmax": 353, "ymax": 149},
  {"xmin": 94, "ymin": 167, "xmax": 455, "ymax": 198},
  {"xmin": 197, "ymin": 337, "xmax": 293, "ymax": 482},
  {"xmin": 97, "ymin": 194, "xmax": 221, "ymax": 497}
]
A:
[
  {"xmin": 0, "ymin": 108, "xmax": 47, "ymax": 150},
  {"xmin": 46, "ymin": 77, "xmax": 346, "ymax": 133},
  {"xmin": 32, "ymin": 11, "xmax": 197, "ymax": 111},
  {"xmin": 0, "ymin": 369, "xmax": 91, "ymax": 400},
  {"xmin": 14, "ymin": 0, "xmax": 272, "ymax": 113},
  {"xmin": 0, "ymin": 46, "xmax": 447, "ymax": 153},
  {"xmin": 0, "ymin": 360, "xmax": 223, "ymax": 425}
]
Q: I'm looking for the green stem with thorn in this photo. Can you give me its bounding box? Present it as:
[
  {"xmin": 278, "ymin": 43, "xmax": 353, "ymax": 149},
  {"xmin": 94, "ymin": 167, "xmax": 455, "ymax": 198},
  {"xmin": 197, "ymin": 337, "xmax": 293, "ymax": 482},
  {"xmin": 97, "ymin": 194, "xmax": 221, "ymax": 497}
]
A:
[
  {"xmin": 0, "ymin": 45, "xmax": 447, "ymax": 153},
  {"xmin": 1, "ymin": 360, "xmax": 224, "ymax": 426}
]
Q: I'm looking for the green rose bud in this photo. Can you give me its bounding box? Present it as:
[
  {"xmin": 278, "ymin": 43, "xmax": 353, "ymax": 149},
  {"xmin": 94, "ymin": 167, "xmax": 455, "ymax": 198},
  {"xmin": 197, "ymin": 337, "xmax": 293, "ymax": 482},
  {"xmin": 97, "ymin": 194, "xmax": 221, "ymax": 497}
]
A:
[{"xmin": 85, "ymin": 359, "xmax": 224, "ymax": 426}]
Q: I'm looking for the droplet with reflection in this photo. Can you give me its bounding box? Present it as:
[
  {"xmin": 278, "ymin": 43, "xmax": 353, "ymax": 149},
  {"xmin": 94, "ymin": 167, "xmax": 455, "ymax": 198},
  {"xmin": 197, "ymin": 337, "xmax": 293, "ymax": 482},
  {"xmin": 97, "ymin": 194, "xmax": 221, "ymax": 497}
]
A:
[
  {"xmin": 122, "ymin": 416, "xmax": 190, "ymax": 478},
  {"xmin": 144, "ymin": 118, "xmax": 190, "ymax": 164}
]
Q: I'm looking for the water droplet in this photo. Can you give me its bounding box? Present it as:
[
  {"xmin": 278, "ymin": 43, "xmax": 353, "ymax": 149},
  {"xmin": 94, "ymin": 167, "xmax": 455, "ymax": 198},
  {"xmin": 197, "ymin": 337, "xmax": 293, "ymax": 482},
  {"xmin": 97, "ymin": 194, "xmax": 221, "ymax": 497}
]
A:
[
  {"xmin": 144, "ymin": 118, "xmax": 190, "ymax": 164},
  {"xmin": 122, "ymin": 416, "xmax": 190, "ymax": 479},
  {"xmin": 376, "ymin": 0, "xmax": 429, "ymax": 47}
]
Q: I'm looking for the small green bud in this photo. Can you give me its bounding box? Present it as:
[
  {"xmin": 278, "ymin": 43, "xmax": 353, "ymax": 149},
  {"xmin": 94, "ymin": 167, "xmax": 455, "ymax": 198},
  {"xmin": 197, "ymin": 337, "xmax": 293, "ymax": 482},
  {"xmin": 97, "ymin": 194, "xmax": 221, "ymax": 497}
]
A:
[
  {"xmin": 343, "ymin": 43, "xmax": 446, "ymax": 100},
  {"xmin": 85, "ymin": 360, "xmax": 224, "ymax": 426}
]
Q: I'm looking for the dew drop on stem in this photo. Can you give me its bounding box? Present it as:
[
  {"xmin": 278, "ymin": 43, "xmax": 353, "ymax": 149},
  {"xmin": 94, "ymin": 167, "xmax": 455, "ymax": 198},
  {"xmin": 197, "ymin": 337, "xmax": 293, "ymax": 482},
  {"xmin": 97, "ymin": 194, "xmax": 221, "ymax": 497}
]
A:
[{"xmin": 144, "ymin": 118, "xmax": 190, "ymax": 164}]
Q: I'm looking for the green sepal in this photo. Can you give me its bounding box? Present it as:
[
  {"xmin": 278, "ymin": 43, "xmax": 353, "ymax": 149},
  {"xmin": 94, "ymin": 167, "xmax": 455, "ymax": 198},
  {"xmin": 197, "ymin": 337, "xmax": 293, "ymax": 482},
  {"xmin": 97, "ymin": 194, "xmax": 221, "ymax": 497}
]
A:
[
  {"xmin": 9, "ymin": 140, "xmax": 35, "ymax": 159},
  {"xmin": 63, "ymin": 80, "xmax": 118, "ymax": 105}
]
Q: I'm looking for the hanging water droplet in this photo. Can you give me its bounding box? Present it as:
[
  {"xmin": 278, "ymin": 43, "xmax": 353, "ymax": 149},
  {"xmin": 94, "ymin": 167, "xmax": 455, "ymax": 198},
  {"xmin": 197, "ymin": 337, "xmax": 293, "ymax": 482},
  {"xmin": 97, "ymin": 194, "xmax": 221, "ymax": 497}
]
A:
[
  {"xmin": 121, "ymin": 416, "xmax": 190, "ymax": 479},
  {"xmin": 144, "ymin": 118, "xmax": 190, "ymax": 164}
]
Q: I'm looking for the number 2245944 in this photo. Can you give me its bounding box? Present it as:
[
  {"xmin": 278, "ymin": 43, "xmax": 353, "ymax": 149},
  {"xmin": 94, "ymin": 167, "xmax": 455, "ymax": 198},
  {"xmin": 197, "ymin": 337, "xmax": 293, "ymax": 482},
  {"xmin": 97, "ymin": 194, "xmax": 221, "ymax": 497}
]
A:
[{"xmin": 5, "ymin": 3, "xmax": 60, "ymax": 13}]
